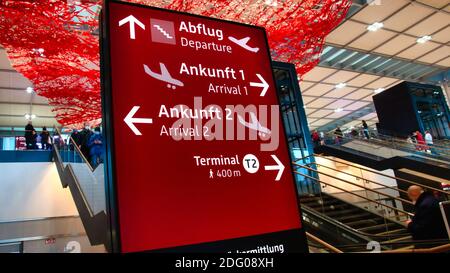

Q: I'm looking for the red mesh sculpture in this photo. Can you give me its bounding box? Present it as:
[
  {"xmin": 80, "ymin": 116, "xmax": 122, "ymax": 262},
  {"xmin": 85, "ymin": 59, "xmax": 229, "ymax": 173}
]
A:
[{"xmin": 0, "ymin": 0, "xmax": 350, "ymax": 126}]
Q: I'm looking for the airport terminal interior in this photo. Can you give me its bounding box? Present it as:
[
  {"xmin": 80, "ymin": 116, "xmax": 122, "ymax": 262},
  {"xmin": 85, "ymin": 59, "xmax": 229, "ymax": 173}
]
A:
[{"xmin": 0, "ymin": 0, "xmax": 450, "ymax": 254}]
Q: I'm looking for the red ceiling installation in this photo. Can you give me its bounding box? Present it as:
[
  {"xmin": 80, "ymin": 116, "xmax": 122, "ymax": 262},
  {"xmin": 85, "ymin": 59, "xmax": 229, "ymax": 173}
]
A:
[{"xmin": 0, "ymin": 0, "xmax": 350, "ymax": 126}]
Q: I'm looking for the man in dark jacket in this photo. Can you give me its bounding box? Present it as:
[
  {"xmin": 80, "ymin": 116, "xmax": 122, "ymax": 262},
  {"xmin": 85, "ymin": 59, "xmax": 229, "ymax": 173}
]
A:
[
  {"xmin": 40, "ymin": 126, "xmax": 51, "ymax": 150},
  {"xmin": 407, "ymin": 186, "xmax": 448, "ymax": 246},
  {"xmin": 78, "ymin": 123, "xmax": 93, "ymax": 163},
  {"xmin": 70, "ymin": 129, "xmax": 81, "ymax": 151},
  {"xmin": 24, "ymin": 121, "xmax": 35, "ymax": 149}
]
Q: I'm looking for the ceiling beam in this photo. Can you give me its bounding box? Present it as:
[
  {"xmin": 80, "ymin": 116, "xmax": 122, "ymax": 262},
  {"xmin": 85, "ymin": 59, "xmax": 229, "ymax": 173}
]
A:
[
  {"xmin": 0, "ymin": 69, "xmax": 18, "ymax": 73},
  {"xmin": 0, "ymin": 86, "xmax": 27, "ymax": 91},
  {"xmin": 0, "ymin": 114, "xmax": 55, "ymax": 119},
  {"xmin": 0, "ymin": 101, "xmax": 52, "ymax": 107}
]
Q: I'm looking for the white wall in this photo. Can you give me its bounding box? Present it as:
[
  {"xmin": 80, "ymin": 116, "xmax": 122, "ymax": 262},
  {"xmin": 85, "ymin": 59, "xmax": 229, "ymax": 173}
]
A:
[
  {"xmin": 0, "ymin": 162, "xmax": 78, "ymax": 221},
  {"xmin": 316, "ymin": 157, "xmax": 404, "ymax": 215},
  {"xmin": 316, "ymin": 156, "xmax": 398, "ymax": 195}
]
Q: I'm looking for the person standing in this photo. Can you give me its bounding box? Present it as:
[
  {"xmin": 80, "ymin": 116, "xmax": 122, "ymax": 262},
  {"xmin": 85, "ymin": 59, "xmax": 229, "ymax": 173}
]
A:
[
  {"xmin": 406, "ymin": 186, "xmax": 448, "ymax": 247},
  {"xmin": 415, "ymin": 131, "xmax": 425, "ymax": 151},
  {"xmin": 334, "ymin": 127, "xmax": 343, "ymax": 145},
  {"xmin": 424, "ymin": 130, "xmax": 435, "ymax": 154},
  {"xmin": 362, "ymin": 120, "xmax": 370, "ymax": 139},
  {"xmin": 311, "ymin": 130, "xmax": 321, "ymax": 148},
  {"xmin": 24, "ymin": 121, "xmax": 35, "ymax": 150},
  {"xmin": 79, "ymin": 123, "xmax": 93, "ymax": 163},
  {"xmin": 88, "ymin": 127, "xmax": 104, "ymax": 168},
  {"xmin": 30, "ymin": 129, "xmax": 38, "ymax": 150},
  {"xmin": 40, "ymin": 127, "xmax": 50, "ymax": 150},
  {"xmin": 319, "ymin": 132, "xmax": 325, "ymax": 145},
  {"xmin": 70, "ymin": 129, "xmax": 81, "ymax": 151}
]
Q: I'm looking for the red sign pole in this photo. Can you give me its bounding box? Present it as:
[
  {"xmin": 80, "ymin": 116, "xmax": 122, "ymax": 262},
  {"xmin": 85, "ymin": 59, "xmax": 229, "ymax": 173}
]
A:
[{"xmin": 101, "ymin": 0, "xmax": 307, "ymax": 253}]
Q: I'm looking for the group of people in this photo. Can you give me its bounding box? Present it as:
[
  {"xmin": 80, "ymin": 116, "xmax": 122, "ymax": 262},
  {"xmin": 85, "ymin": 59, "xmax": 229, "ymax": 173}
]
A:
[
  {"xmin": 70, "ymin": 123, "xmax": 104, "ymax": 169},
  {"xmin": 334, "ymin": 121, "xmax": 370, "ymax": 145},
  {"xmin": 311, "ymin": 130, "xmax": 325, "ymax": 148},
  {"xmin": 406, "ymin": 130, "xmax": 435, "ymax": 153},
  {"xmin": 24, "ymin": 121, "xmax": 51, "ymax": 150},
  {"xmin": 24, "ymin": 121, "xmax": 104, "ymax": 168}
]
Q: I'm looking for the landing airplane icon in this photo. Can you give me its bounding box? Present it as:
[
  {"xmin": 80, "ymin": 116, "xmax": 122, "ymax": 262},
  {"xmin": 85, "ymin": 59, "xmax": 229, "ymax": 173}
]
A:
[
  {"xmin": 237, "ymin": 112, "xmax": 271, "ymax": 138},
  {"xmin": 228, "ymin": 36, "xmax": 259, "ymax": 53},
  {"xmin": 143, "ymin": 63, "xmax": 184, "ymax": 89}
]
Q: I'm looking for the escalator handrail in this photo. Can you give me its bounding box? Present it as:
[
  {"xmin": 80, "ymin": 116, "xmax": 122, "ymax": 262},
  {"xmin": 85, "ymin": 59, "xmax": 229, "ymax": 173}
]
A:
[
  {"xmin": 53, "ymin": 126, "xmax": 93, "ymax": 172},
  {"xmin": 381, "ymin": 243, "xmax": 450, "ymax": 253},
  {"xmin": 304, "ymin": 162, "xmax": 409, "ymax": 195},
  {"xmin": 294, "ymin": 163, "xmax": 415, "ymax": 207},
  {"xmin": 301, "ymin": 203, "xmax": 410, "ymax": 240},
  {"xmin": 305, "ymin": 232, "xmax": 343, "ymax": 253},
  {"xmin": 52, "ymin": 137, "xmax": 107, "ymax": 246},
  {"xmin": 294, "ymin": 170, "xmax": 414, "ymax": 218},
  {"xmin": 311, "ymin": 154, "xmax": 450, "ymax": 196},
  {"xmin": 52, "ymin": 141, "xmax": 95, "ymax": 216},
  {"xmin": 364, "ymin": 137, "xmax": 450, "ymax": 160},
  {"xmin": 361, "ymin": 136, "xmax": 450, "ymax": 162},
  {"xmin": 375, "ymin": 133, "xmax": 450, "ymax": 154},
  {"xmin": 333, "ymin": 239, "xmax": 450, "ymax": 252}
]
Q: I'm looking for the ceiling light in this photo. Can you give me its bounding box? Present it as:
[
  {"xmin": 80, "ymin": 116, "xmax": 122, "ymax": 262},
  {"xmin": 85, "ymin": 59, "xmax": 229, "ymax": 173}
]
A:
[
  {"xmin": 417, "ymin": 35, "xmax": 432, "ymax": 44},
  {"xmin": 25, "ymin": 114, "xmax": 36, "ymax": 120},
  {"xmin": 335, "ymin": 83, "xmax": 347, "ymax": 89},
  {"xmin": 26, "ymin": 87, "xmax": 34, "ymax": 93},
  {"xmin": 367, "ymin": 22, "xmax": 383, "ymax": 32},
  {"xmin": 334, "ymin": 108, "xmax": 344, "ymax": 113},
  {"xmin": 265, "ymin": 0, "xmax": 278, "ymax": 7},
  {"xmin": 374, "ymin": 88, "xmax": 385, "ymax": 94}
]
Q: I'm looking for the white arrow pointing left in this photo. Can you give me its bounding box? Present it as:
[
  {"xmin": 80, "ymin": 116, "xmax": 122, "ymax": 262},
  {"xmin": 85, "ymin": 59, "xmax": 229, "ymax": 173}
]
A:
[
  {"xmin": 264, "ymin": 155, "xmax": 285, "ymax": 181},
  {"xmin": 250, "ymin": 74, "xmax": 269, "ymax": 97},
  {"xmin": 118, "ymin": 15, "xmax": 145, "ymax": 40},
  {"xmin": 124, "ymin": 106, "xmax": 153, "ymax": 136}
]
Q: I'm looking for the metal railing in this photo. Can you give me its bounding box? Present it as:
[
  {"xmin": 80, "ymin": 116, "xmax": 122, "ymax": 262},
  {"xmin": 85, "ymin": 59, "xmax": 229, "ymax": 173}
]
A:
[
  {"xmin": 381, "ymin": 243, "xmax": 450, "ymax": 253},
  {"xmin": 320, "ymin": 131, "xmax": 450, "ymax": 162},
  {"xmin": 293, "ymin": 165, "xmax": 414, "ymax": 221},
  {"xmin": 305, "ymin": 162, "xmax": 409, "ymax": 195},
  {"xmin": 52, "ymin": 127, "xmax": 107, "ymax": 246},
  {"xmin": 294, "ymin": 163, "xmax": 415, "ymax": 211},
  {"xmin": 52, "ymin": 127, "xmax": 93, "ymax": 171},
  {"xmin": 310, "ymin": 154, "xmax": 450, "ymax": 197},
  {"xmin": 293, "ymin": 153, "xmax": 450, "ymax": 251},
  {"xmin": 306, "ymin": 232, "xmax": 343, "ymax": 253},
  {"xmin": 375, "ymin": 133, "xmax": 450, "ymax": 156}
]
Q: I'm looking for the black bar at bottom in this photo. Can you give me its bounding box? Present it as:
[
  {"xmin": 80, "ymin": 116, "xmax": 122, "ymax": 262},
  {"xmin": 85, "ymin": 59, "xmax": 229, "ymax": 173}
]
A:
[{"xmin": 147, "ymin": 228, "xmax": 308, "ymax": 253}]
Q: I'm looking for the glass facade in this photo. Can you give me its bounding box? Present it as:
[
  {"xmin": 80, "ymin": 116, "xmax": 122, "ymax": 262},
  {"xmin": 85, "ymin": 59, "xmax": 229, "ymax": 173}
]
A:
[
  {"xmin": 272, "ymin": 62, "xmax": 320, "ymax": 196},
  {"xmin": 410, "ymin": 83, "xmax": 450, "ymax": 139}
]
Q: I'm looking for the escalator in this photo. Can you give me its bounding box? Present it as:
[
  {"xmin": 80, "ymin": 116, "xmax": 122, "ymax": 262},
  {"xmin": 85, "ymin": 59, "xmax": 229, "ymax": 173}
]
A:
[
  {"xmin": 51, "ymin": 127, "xmax": 108, "ymax": 248},
  {"xmin": 293, "ymin": 155, "xmax": 450, "ymax": 252},
  {"xmin": 315, "ymin": 136, "xmax": 450, "ymax": 180},
  {"xmin": 300, "ymin": 193, "xmax": 412, "ymax": 252}
]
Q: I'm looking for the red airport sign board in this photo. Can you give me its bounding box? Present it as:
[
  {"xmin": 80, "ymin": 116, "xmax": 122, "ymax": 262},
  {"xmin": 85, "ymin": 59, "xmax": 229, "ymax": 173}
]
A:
[{"xmin": 102, "ymin": 0, "xmax": 306, "ymax": 253}]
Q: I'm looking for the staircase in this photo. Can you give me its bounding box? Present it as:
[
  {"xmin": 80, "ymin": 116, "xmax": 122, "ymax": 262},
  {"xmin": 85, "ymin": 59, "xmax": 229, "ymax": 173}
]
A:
[
  {"xmin": 300, "ymin": 193, "xmax": 412, "ymax": 252},
  {"xmin": 51, "ymin": 128, "xmax": 108, "ymax": 248}
]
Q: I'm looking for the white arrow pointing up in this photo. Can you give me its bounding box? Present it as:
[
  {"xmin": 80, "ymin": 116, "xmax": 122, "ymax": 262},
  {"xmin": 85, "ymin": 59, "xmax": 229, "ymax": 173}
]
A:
[
  {"xmin": 124, "ymin": 106, "xmax": 153, "ymax": 136},
  {"xmin": 250, "ymin": 74, "xmax": 269, "ymax": 97},
  {"xmin": 118, "ymin": 15, "xmax": 145, "ymax": 40},
  {"xmin": 264, "ymin": 155, "xmax": 285, "ymax": 181}
]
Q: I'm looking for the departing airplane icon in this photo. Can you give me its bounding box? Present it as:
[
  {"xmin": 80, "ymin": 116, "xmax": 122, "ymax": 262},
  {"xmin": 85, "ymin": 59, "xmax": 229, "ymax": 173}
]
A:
[
  {"xmin": 237, "ymin": 112, "xmax": 271, "ymax": 138},
  {"xmin": 228, "ymin": 36, "xmax": 259, "ymax": 53},
  {"xmin": 143, "ymin": 63, "xmax": 184, "ymax": 89}
]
